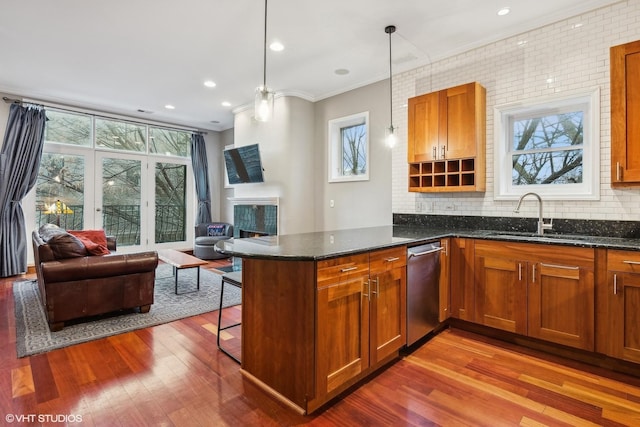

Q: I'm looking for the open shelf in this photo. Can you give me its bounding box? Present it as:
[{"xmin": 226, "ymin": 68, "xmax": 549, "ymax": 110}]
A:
[{"xmin": 408, "ymin": 158, "xmax": 482, "ymax": 192}]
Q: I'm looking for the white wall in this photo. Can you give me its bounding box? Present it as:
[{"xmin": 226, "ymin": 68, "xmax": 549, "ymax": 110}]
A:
[
  {"xmin": 219, "ymin": 128, "xmax": 235, "ymax": 224},
  {"xmin": 392, "ymin": 0, "xmax": 640, "ymax": 221},
  {"xmin": 232, "ymin": 96, "xmax": 316, "ymax": 235},
  {"xmin": 314, "ymin": 80, "xmax": 393, "ymax": 231},
  {"xmin": 203, "ymin": 130, "xmax": 222, "ymax": 222}
]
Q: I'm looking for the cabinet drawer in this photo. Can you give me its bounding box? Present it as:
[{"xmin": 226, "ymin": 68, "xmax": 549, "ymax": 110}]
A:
[
  {"xmin": 369, "ymin": 246, "xmax": 406, "ymax": 274},
  {"xmin": 317, "ymin": 253, "xmax": 369, "ymax": 289},
  {"xmin": 607, "ymin": 250, "xmax": 640, "ymax": 273}
]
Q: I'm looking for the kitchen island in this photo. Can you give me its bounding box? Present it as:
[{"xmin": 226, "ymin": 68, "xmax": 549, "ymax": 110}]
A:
[{"xmin": 215, "ymin": 226, "xmax": 444, "ymax": 414}]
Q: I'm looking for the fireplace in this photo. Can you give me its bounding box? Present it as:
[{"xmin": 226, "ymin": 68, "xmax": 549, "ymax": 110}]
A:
[{"xmin": 231, "ymin": 198, "xmax": 278, "ymax": 238}]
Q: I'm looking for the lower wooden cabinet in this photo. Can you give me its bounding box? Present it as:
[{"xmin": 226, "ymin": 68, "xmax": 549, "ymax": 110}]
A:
[
  {"xmin": 450, "ymin": 238, "xmax": 475, "ymax": 321},
  {"xmin": 474, "ymin": 240, "xmax": 595, "ymax": 351},
  {"xmin": 603, "ymin": 250, "xmax": 640, "ymax": 363},
  {"xmin": 314, "ymin": 247, "xmax": 406, "ymax": 411}
]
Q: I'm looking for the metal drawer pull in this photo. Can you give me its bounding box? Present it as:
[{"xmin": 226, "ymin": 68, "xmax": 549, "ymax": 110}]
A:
[
  {"xmin": 340, "ymin": 266, "xmax": 358, "ymax": 273},
  {"xmin": 617, "ymin": 162, "xmax": 621, "ymax": 181},
  {"xmin": 385, "ymin": 257, "xmax": 400, "ymax": 262},
  {"xmin": 539, "ymin": 263, "xmax": 579, "ymax": 270},
  {"xmin": 408, "ymin": 247, "xmax": 444, "ymax": 258},
  {"xmin": 614, "ymin": 273, "xmax": 618, "ymax": 295},
  {"xmin": 622, "ymin": 260, "xmax": 640, "ymax": 265}
]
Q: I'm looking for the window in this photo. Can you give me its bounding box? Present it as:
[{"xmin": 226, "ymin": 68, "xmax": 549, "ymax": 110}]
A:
[
  {"xmin": 328, "ymin": 112, "xmax": 369, "ymax": 182},
  {"xmin": 494, "ymin": 89, "xmax": 600, "ymax": 200},
  {"xmin": 31, "ymin": 108, "xmax": 194, "ymax": 250}
]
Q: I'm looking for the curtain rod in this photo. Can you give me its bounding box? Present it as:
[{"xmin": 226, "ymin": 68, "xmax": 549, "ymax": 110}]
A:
[{"xmin": 2, "ymin": 96, "xmax": 208, "ymax": 135}]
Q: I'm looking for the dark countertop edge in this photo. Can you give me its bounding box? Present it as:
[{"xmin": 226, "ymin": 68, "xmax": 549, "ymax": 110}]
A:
[{"xmin": 215, "ymin": 225, "xmax": 640, "ymax": 261}]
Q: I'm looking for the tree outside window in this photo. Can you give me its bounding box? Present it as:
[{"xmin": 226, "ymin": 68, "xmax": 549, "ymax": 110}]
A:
[{"xmin": 328, "ymin": 112, "xmax": 369, "ymax": 182}]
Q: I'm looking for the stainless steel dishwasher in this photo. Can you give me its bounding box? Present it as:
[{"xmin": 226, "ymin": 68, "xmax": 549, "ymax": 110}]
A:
[{"xmin": 407, "ymin": 242, "xmax": 443, "ymax": 346}]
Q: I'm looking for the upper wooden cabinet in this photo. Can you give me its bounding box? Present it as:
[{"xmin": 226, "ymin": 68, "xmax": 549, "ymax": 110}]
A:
[
  {"xmin": 611, "ymin": 40, "xmax": 640, "ymax": 186},
  {"xmin": 408, "ymin": 82, "xmax": 486, "ymax": 192}
]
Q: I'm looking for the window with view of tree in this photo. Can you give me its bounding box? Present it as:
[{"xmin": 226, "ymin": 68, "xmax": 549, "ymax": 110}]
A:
[
  {"xmin": 494, "ymin": 89, "xmax": 600, "ymax": 200},
  {"xmin": 328, "ymin": 111, "xmax": 369, "ymax": 182},
  {"xmin": 34, "ymin": 108, "xmax": 193, "ymax": 248}
]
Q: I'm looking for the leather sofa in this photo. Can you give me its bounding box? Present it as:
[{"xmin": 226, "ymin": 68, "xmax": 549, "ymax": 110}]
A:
[
  {"xmin": 194, "ymin": 222, "xmax": 233, "ymax": 259},
  {"xmin": 32, "ymin": 224, "xmax": 158, "ymax": 331}
]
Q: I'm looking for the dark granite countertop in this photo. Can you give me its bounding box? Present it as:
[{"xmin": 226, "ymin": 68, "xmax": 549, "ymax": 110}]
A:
[{"xmin": 215, "ymin": 225, "xmax": 640, "ymax": 261}]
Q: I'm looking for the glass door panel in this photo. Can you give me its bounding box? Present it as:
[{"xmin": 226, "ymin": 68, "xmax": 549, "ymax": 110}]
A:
[
  {"xmin": 155, "ymin": 162, "xmax": 187, "ymax": 243},
  {"xmin": 96, "ymin": 153, "xmax": 146, "ymax": 249},
  {"xmin": 35, "ymin": 152, "xmax": 85, "ymax": 229}
]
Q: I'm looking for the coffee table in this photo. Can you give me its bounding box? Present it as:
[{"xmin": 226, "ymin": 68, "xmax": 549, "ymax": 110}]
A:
[{"xmin": 158, "ymin": 249, "xmax": 208, "ymax": 294}]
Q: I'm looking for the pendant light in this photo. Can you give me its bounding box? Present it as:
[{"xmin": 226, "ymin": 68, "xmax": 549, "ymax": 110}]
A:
[
  {"xmin": 385, "ymin": 25, "xmax": 397, "ymax": 148},
  {"xmin": 255, "ymin": 0, "xmax": 274, "ymax": 122}
]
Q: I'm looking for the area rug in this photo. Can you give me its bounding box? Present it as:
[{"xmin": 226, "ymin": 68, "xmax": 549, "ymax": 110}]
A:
[{"xmin": 13, "ymin": 264, "xmax": 241, "ymax": 358}]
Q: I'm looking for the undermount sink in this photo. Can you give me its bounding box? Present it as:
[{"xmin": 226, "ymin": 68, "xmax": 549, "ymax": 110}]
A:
[{"xmin": 487, "ymin": 231, "xmax": 592, "ymax": 241}]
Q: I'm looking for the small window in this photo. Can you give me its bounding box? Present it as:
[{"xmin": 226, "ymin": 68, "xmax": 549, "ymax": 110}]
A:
[
  {"xmin": 328, "ymin": 112, "xmax": 369, "ymax": 182},
  {"xmin": 149, "ymin": 126, "xmax": 191, "ymax": 157},
  {"xmin": 494, "ymin": 89, "xmax": 600, "ymax": 200},
  {"xmin": 95, "ymin": 118, "xmax": 146, "ymax": 152},
  {"xmin": 44, "ymin": 109, "xmax": 92, "ymax": 147}
]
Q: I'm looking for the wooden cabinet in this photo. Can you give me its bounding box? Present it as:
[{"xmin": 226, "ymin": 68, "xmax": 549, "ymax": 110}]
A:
[
  {"xmin": 474, "ymin": 241, "xmax": 595, "ymax": 351},
  {"xmin": 602, "ymin": 250, "xmax": 640, "ymax": 363},
  {"xmin": 450, "ymin": 238, "xmax": 475, "ymax": 321},
  {"xmin": 611, "ymin": 40, "xmax": 640, "ymax": 186},
  {"xmin": 408, "ymin": 82, "xmax": 486, "ymax": 192},
  {"xmin": 438, "ymin": 238, "xmax": 450, "ymax": 322},
  {"xmin": 315, "ymin": 247, "xmax": 406, "ymax": 406}
]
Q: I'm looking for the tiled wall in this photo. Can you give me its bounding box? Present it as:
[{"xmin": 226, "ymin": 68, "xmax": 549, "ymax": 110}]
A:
[{"xmin": 392, "ymin": 1, "xmax": 640, "ymax": 221}]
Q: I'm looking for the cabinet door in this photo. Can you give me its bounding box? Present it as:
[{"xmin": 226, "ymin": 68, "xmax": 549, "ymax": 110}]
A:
[
  {"xmin": 611, "ymin": 40, "xmax": 640, "ymax": 185},
  {"xmin": 408, "ymin": 91, "xmax": 440, "ymax": 162},
  {"xmin": 607, "ymin": 250, "xmax": 640, "ymax": 363},
  {"xmin": 528, "ymin": 261, "xmax": 594, "ymax": 351},
  {"xmin": 370, "ymin": 266, "xmax": 406, "ymax": 364},
  {"xmin": 450, "ymin": 238, "xmax": 475, "ymax": 321},
  {"xmin": 316, "ymin": 272, "xmax": 370, "ymax": 394},
  {"xmin": 369, "ymin": 247, "xmax": 406, "ymax": 365},
  {"xmin": 475, "ymin": 242, "xmax": 527, "ymax": 334},
  {"xmin": 444, "ymin": 82, "xmax": 482, "ymax": 159},
  {"xmin": 439, "ymin": 239, "xmax": 450, "ymax": 322}
]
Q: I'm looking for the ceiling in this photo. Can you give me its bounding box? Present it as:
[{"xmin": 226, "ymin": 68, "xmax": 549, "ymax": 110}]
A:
[{"xmin": 0, "ymin": 0, "xmax": 622, "ymax": 132}]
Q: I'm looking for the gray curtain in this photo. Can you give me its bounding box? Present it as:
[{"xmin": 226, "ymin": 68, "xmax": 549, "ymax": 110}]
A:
[
  {"xmin": 0, "ymin": 104, "xmax": 46, "ymax": 277},
  {"xmin": 190, "ymin": 133, "xmax": 212, "ymax": 225}
]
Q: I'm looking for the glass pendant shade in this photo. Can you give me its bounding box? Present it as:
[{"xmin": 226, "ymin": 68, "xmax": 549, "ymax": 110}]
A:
[
  {"xmin": 255, "ymin": 86, "xmax": 274, "ymax": 122},
  {"xmin": 385, "ymin": 125, "xmax": 397, "ymax": 148}
]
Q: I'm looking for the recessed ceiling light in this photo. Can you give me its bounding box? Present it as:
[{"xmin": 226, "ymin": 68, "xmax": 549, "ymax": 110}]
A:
[
  {"xmin": 571, "ymin": 23, "xmax": 583, "ymax": 29},
  {"xmin": 269, "ymin": 41, "xmax": 284, "ymax": 52},
  {"xmin": 164, "ymin": 104, "xmax": 175, "ymax": 110},
  {"xmin": 517, "ymin": 40, "xmax": 528, "ymax": 46},
  {"xmin": 204, "ymin": 80, "xmax": 216, "ymax": 88},
  {"xmin": 221, "ymin": 101, "xmax": 231, "ymax": 107},
  {"xmin": 334, "ymin": 68, "xmax": 350, "ymax": 75},
  {"xmin": 497, "ymin": 7, "xmax": 510, "ymax": 16}
]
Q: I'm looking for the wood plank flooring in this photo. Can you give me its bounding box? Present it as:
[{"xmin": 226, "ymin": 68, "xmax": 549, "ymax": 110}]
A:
[{"xmin": 2, "ymin": 261, "xmax": 640, "ymax": 426}]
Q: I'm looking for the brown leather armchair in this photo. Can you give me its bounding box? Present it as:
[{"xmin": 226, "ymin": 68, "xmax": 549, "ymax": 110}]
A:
[{"xmin": 32, "ymin": 224, "xmax": 158, "ymax": 331}]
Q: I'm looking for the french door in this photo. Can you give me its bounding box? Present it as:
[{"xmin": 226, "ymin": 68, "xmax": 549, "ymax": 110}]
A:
[{"xmin": 32, "ymin": 147, "xmax": 192, "ymax": 255}]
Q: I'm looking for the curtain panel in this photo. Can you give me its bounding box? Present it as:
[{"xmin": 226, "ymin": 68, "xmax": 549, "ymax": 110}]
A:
[
  {"xmin": 190, "ymin": 133, "xmax": 212, "ymax": 225},
  {"xmin": 0, "ymin": 104, "xmax": 46, "ymax": 277}
]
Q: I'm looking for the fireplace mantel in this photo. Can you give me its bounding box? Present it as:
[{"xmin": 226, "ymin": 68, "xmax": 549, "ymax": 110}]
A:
[{"xmin": 228, "ymin": 197, "xmax": 279, "ymax": 206}]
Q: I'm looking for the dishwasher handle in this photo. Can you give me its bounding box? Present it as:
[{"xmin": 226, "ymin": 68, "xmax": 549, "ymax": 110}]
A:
[{"xmin": 408, "ymin": 246, "xmax": 444, "ymax": 258}]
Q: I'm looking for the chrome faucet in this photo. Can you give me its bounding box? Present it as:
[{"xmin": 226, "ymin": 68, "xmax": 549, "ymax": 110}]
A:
[{"xmin": 514, "ymin": 192, "xmax": 553, "ymax": 235}]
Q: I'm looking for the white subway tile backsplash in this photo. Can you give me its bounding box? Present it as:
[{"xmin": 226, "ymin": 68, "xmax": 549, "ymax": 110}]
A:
[{"xmin": 392, "ymin": 1, "xmax": 640, "ymax": 222}]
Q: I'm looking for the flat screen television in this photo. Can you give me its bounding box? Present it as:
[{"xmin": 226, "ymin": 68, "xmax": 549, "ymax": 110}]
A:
[{"xmin": 223, "ymin": 144, "xmax": 265, "ymax": 184}]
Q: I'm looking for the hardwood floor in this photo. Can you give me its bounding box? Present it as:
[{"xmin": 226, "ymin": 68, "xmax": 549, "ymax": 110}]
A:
[{"xmin": 3, "ymin": 262, "xmax": 640, "ymax": 426}]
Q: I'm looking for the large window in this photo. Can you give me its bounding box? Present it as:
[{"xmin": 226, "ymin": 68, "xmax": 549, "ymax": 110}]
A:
[
  {"xmin": 494, "ymin": 89, "xmax": 600, "ymax": 200},
  {"xmin": 32, "ymin": 108, "xmax": 194, "ymax": 250},
  {"xmin": 328, "ymin": 112, "xmax": 369, "ymax": 182}
]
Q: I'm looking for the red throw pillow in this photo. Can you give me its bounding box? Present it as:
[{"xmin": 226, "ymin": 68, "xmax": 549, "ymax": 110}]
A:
[{"xmin": 68, "ymin": 229, "xmax": 110, "ymax": 255}]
